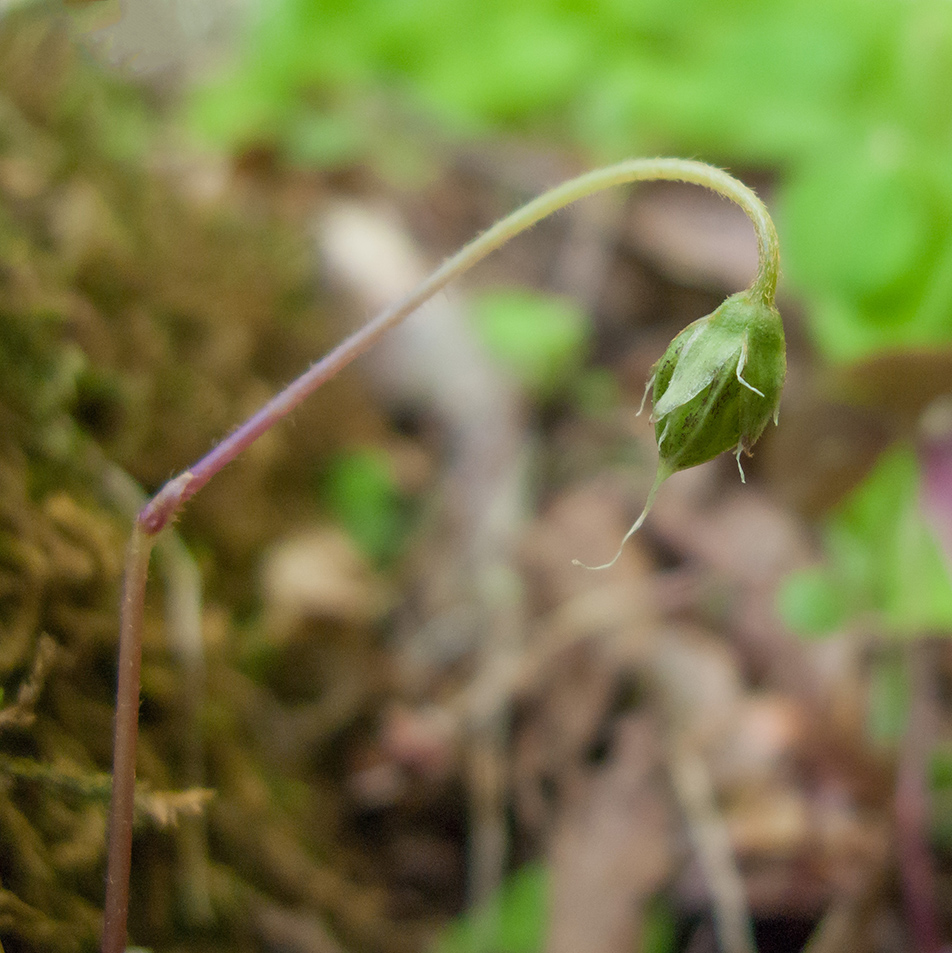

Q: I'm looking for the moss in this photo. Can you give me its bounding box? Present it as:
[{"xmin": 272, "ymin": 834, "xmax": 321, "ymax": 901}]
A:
[{"xmin": 0, "ymin": 10, "xmax": 388, "ymax": 950}]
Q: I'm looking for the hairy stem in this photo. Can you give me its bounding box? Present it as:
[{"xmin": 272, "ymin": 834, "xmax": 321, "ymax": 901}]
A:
[
  {"xmin": 104, "ymin": 158, "xmax": 778, "ymax": 950},
  {"xmin": 137, "ymin": 158, "xmax": 778, "ymax": 535},
  {"xmin": 102, "ymin": 526, "xmax": 154, "ymax": 953}
]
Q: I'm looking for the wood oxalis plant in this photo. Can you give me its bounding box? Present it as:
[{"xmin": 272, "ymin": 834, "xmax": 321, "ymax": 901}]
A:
[{"xmin": 101, "ymin": 158, "xmax": 785, "ymax": 952}]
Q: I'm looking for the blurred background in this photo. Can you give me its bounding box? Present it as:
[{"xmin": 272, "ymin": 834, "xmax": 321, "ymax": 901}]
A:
[{"xmin": 3, "ymin": 1, "xmax": 952, "ymax": 951}]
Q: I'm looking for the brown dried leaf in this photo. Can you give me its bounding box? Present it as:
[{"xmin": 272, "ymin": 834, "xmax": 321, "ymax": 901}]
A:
[
  {"xmin": 547, "ymin": 715, "xmax": 673, "ymax": 953},
  {"xmin": 260, "ymin": 527, "xmax": 395, "ymax": 638}
]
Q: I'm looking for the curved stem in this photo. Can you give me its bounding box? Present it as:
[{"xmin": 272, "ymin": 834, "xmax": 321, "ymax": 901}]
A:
[
  {"xmin": 138, "ymin": 158, "xmax": 778, "ymax": 535},
  {"xmin": 105, "ymin": 158, "xmax": 778, "ymax": 951}
]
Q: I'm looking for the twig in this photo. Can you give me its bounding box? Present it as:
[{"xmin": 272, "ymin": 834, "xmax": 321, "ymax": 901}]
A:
[
  {"xmin": 0, "ymin": 752, "xmax": 212, "ymax": 826},
  {"xmin": 800, "ymin": 861, "xmax": 888, "ymax": 953},
  {"xmin": 0, "ymin": 634, "xmax": 56, "ymax": 732},
  {"xmin": 668, "ymin": 741, "xmax": 758, "ymax": 953}
]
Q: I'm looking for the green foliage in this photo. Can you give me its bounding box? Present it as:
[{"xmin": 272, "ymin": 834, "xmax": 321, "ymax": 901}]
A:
[
  {"xmin": 641, "ymin": 900, "xmax": 678, "ymax": 953},
  {"xmin": 928, "ymin": 747, "xmax": 952, "ymax": 851},
  {"xmin": 777, "ymin": 566, "xmax": 849, "ymax": 639},
  {"xmin": 780, "ymin": 143, "xmax": 952, "ymax": 361},
  {"xmin": 434, "ymin": 864, "xmax": 676, "ymax": 953},
  {"xmin": 867, "ymin": 649, "xmax": 910, "ymax": 742},
  {"xmin": 435, "ymin": 863, "xmax": 548, "ymax": 953},
  {"xmin": 779, "ymin": 445, "xmax": 952, "ymax": 638},
  {"xmin": 468, "ymin": 288, "xmax": 589, "ymax": 401},
  {"xmin": 188, "ymin": 0, "xmax": 952, "ymax": 363},
  {"xmin": 320, "ymin": 447, "xmax": 410, "ymax": 565}
]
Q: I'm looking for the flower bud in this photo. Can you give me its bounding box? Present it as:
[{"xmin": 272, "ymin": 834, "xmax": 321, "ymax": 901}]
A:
[
  {"xmin": 574, "ymin": 290, "xmax": 785, "ymax": 571},
  {"xmin": 651, "ymin": 290, "xmax": 785, "ymax": 478}
]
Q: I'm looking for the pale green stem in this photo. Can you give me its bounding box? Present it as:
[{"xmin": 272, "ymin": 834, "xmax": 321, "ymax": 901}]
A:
[{"xmin": 435, "ymin": 158, "xmax": 780, "ymax": 306}]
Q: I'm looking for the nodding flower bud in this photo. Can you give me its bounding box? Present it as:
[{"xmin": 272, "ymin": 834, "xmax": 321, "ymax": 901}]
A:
[
  {"xmin": 575, "ymin": 290, "xmax": 785, "ymax": 570},
  {"xmin": 651, "ymin": 289, "xmax": 785, "ymax": 478}
]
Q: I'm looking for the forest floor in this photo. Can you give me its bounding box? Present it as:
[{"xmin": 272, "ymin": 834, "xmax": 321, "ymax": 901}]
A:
[{"xmin": 0, "ymin": 9, "xmax": 948, "ymax": 953}]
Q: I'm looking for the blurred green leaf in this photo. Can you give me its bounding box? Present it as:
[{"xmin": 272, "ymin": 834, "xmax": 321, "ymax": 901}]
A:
[
  {"xmin": 572, "ymin": 367, "xmax": 621, "ymax": 419},
  {"xmin": 320, "ymin": 447, "xmax": 410, "ymax": 565},
  {"xmin": 469, "ymin": 288, "xmax": 589, "ymax": 400},
  {"xmin": 187, "ymin": 0, "xmax": 952, "ymax": 363},
  {"xmin": 435, "ymin": 863, "xmax": 548, "ymax": 953},
  {"xmin": 930, "ymin": 746, "xmax": 952, "ymax": 791},
  {"xmin": 779, "ymin": 445, "xmax": 952, "ymax": 639},
  {"xmin": 928, "ymin": 743, "xmax": 952, "ymax": 854},
  {"xmin": 283, "ymin": 110, "xmax": 367, "ymax": 167},
  {"xmin": 868, "ymin": 650, "xmax": 909, "ymax": 742},
  {"xmin": 434, "ymin": 864, "xmax": 676, "ymax": 953},
  {"xmin": 642, "ymin": 899, "xmax": 677, "ymax": 953},
  {"xmin": 830, "ymin": 445, "xmax": 952, "ymax": 633},
  {"xmin": 782, "ymin": 149, "xmax": 932, "ymax": 305},
  {"xmin": 780, "ymin": 145, "xmax": 952, "ymax": 361},
  {"xmin": 778, "ymin": 566, "xmax": 849, "ymax": 638}
]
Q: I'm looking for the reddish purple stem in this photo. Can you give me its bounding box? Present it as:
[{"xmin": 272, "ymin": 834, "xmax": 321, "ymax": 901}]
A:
[
  {"xmin": 102, "ymin": 529, "xmax": 153, "ymax": 953},
  {"xmin": 140, "ymin": 265, "xmax": 466, "ymax": 535},
  {"xmin": 103, "ymin": 229, "xmax": 462, "ymax": 952}
]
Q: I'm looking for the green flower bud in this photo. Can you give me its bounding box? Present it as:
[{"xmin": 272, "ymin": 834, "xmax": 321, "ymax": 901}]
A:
[
  {"xmin": 575, "ymin": 290, "xmax": 785, "ymax": 570},
  {"xmin": 651, "ymin": 289, "xmax": 785, "ymax": 478}
]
